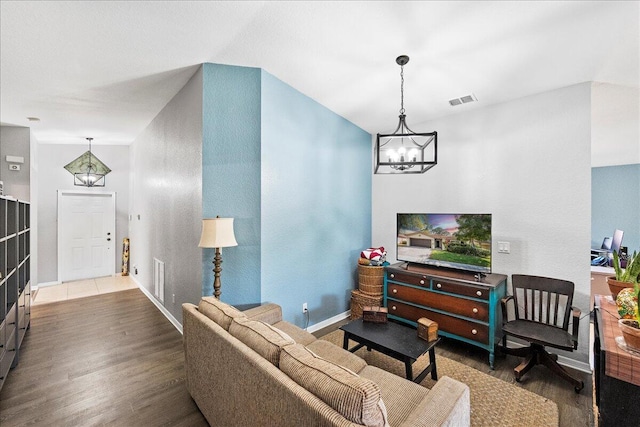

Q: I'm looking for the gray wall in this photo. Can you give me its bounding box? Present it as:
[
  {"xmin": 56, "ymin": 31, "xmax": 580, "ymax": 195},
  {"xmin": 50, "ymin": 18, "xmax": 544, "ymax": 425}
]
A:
[
  {"xmin": 129, "ymin": 67, "xmax": 203, "ymax": 324},
  {"xmin": 373, "ymin": 83, "xmax": 592, "ymax": 365},
  {"xmin": 37, "ymin": 143, "xmax": 130, "ymax": 283},
  {"xmin": 0, "ymin": 126, "xmax": 31, "ymax": 201}
]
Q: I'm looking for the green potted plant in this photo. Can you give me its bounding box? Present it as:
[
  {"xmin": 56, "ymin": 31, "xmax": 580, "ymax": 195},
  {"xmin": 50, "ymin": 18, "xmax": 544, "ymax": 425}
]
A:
[
  {"xmin": 607, "ymin": 250, "xmax": 640, "ymax": 299},
  {"xmin": 618, "ymin": 282, "xmax": 640, "ymax": 351}
]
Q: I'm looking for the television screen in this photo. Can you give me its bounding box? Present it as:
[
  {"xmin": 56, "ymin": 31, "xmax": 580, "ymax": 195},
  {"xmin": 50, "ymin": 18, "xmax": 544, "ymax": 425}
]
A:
[{"xmin": 397, "ymin": 213, "xmax": 492, "ymax": 274}]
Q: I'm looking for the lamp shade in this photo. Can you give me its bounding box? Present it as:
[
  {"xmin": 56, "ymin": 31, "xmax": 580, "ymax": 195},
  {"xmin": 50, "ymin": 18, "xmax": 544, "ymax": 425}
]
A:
[{"xmin": 198, "ymin": 218, "xmax": 238, "ymax": 248}]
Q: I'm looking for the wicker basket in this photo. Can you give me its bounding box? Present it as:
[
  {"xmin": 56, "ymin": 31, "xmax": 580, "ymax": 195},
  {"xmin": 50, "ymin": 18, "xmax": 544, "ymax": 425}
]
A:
[
  {"xmin": 350, "ymin": 290, "xmax": 383, "ymax": 320},
  {"xmin": 358, "ymin": 264, "xmax": 384, "ymax": 296}
]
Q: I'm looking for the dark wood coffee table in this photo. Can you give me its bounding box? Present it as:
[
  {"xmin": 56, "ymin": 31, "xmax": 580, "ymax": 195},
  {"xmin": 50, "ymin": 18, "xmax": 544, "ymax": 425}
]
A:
[{"xmin": 340, "ymin": 319, "xmax": 440, "ymax": 383}]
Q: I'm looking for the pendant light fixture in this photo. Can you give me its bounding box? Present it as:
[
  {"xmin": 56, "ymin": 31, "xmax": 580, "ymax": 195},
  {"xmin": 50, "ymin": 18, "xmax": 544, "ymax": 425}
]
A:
[
  {"xmin": 63, "ymin": 137, "xmax": 112, "ymax": 187},
  {"xmin": 375, "ymin": 55, "xmax": 437, "ymax": 174}
]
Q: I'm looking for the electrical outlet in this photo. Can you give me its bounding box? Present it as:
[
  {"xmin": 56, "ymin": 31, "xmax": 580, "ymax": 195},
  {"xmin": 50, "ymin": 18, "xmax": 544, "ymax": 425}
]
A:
[{"xmin": 302, "ymin": 302, "xmax": 308, "ymax": 313}]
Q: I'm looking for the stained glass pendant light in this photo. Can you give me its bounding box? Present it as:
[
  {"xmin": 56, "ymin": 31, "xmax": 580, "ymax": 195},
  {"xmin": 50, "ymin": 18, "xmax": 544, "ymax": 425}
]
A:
[
  {"xmin": 63, "ymin": 137, "xmax": 111, "ymax": 187},
  {"xmin": 375, "ymin": 55, "xmax": 438, "ymax": 174}
]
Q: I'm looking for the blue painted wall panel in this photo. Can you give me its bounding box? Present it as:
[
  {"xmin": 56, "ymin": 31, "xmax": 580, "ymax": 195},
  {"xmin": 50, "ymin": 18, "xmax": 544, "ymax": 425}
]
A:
[
  {"xmin": 592, "ymin": 164, "xmax": 640, "ymax": 253},
  {"xmin": 202, "ymin": 63, "xmax": 262, "ymax": 305},
  {"xmin": 260, "ymin": 70, "xmax": 372, "ymax": 327}
]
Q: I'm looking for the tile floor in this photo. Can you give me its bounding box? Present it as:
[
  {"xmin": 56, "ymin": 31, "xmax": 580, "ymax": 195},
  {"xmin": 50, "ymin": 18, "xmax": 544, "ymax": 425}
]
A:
[{"xmin": 33, "ymin": 274, "xmax": 138, "ymax": 305}]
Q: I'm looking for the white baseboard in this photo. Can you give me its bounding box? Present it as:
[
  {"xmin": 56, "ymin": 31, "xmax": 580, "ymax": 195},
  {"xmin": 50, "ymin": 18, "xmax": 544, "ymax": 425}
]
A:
[
  {"xmin": 130, "ymin": 276, "xmax": 183, "ymax": 334},
  {"xmin": 307, "ymin": 310, "xmax": 351, "ymax": 333},
  {"xmin": 37, "ymin": 280, "xmax": 62, "ymax": 288}
]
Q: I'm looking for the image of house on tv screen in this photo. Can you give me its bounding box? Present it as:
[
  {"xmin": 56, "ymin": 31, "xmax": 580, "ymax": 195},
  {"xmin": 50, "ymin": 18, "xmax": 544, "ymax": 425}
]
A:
[{"xmin": 397, "ymin": 213, "xmax": 492, "ymax": 273}]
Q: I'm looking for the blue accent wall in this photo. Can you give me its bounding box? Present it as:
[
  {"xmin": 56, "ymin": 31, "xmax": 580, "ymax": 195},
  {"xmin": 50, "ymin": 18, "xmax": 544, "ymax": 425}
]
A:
[
  {"xmin": 202, "ymin": 63, "xmax": 262, "ymax": 305},
  {"xmin": 260, "ymin": 71, "xmax": 372, "ymax": 327},
  {"xmin": 592, "ymin": 164, "xmax": 640, "ymax": 253},
  {"xmin": 201, "ymin": 64, "xmax": 372, "ymax": 326}
]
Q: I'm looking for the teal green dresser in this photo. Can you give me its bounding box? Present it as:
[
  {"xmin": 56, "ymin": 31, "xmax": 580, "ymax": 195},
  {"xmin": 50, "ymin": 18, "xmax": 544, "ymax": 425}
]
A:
[{"xmin": 384, "ymin": 263, "xmax": 507, "ymax": 369}]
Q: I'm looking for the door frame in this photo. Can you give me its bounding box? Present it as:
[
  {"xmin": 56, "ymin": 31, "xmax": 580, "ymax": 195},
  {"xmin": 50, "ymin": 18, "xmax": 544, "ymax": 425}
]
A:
[{"xmin": 57, "ymin": 190, "xmax": 117, "ymax": 283}]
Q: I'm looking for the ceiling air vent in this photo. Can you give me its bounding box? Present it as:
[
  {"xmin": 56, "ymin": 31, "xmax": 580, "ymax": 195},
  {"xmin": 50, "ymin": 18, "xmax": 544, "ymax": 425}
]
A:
[{"xmin": 449, "ymin": 93, "xmax": 478, "ymax": 106}]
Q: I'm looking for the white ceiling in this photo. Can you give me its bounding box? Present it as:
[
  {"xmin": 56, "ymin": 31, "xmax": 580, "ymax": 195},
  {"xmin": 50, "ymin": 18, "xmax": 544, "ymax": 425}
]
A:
[{"xmin": 1, "ymin": 1, "xmax": 638, "ymax": 146}]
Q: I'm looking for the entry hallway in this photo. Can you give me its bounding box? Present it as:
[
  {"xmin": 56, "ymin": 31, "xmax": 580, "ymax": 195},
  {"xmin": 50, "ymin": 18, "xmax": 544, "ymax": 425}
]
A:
[{"xmin": 33, "ymin": 274, "xmax": 138, "ymax": 305}]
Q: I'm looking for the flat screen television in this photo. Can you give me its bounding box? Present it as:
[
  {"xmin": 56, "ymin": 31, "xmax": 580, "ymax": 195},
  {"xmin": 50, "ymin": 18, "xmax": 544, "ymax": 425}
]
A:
[{"xmin": 397, "ymin": 213, "xmax": 492, "ymax": 274}]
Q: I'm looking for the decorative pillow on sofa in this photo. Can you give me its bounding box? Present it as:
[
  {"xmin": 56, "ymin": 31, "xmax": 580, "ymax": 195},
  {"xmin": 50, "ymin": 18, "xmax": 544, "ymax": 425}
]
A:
[
  {"xmin": 198, "ymin": 297, "xmax": 246, "ymax": 331},
  {"xmin": 229, "ymin": 317, "xmax": 295, "ymax": 367},
  {"xmin": 280, "ymin": 344, "xmax": 389, "ymax": 427}
]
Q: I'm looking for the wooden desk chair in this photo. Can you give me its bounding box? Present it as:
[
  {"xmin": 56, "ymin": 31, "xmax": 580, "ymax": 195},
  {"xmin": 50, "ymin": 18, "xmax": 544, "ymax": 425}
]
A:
[{"xmin": 500, "ymin": 274, "xmax": 584, "ymax": 393}]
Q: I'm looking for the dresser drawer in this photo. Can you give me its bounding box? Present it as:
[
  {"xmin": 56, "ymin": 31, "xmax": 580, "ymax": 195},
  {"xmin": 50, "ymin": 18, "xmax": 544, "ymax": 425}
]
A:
[
  {"xmin": 387, "ymin": 300, "xmax": 489, "ymax": 344},
  {"xmin": 387, "ymin": 271, "xmax": 429, "ymax": 287},
  {"xmin": 431, "ymin": 279, "xmax": 489, "ymax": 300},
  {"xmin": 388, "ymin": 284, "xmax": 489, "ymax": 321}
]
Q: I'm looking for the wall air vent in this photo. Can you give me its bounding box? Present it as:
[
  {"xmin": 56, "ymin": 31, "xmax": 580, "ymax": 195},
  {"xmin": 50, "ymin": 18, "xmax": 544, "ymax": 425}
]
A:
[{"xmin": 449, "ymin": 93, "xmax": 478, "ymax": 106}]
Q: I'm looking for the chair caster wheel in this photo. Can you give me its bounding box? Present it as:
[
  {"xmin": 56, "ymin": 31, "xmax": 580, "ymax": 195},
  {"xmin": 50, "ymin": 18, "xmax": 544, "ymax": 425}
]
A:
[
  {"xmin": 574, "ymin": 381, "xmax": 584, "ymax": 393},
  {"xmin": 515, "ymin": 377, "xmax": 521, "ymax": 383}
]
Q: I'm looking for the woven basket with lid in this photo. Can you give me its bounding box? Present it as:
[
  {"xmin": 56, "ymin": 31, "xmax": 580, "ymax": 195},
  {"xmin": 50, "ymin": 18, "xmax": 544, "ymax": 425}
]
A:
[{"xmin": 358, "ymin": 264, "xmax": 384, "ymax": 296}]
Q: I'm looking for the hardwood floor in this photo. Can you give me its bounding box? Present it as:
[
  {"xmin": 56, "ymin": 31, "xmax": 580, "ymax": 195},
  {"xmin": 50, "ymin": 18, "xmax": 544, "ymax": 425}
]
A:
[{"xmin": 0, "ymin": 289, "xmax": 207, "ymax": 427}]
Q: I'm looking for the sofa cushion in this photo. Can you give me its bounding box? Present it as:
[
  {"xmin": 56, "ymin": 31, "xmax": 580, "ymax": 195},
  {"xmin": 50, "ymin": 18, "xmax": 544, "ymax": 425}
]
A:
[
  {"xmin": 229, "ymin": 317, "xmax": 295, "ymax": 367},
  {"xmin": 306, "ymin": 339, "xmax": 367, "ymax": 374},
  {"xmin": 359, "ymin": 365, "xmax": 431, "ymax": 427},
  {"xmin": 280, "ymin": 344, "xmax": 388, "ymax": 427},
  {"xmin": 198, "ymin": 297, "xmax": 246, "ymax": 331},
  {"xmin": 243, "ymin": 303, "xmax": 283, "ymax": 325},
  {"xmin": 272, "ymin": 320, "xmax": 317, "ymax": 345}
]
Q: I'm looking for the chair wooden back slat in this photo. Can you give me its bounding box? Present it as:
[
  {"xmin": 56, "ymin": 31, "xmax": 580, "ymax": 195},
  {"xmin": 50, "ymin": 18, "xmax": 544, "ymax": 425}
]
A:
[{"xmin": 512, "ymin": 274, "xmax": 574, "ymax": 330}]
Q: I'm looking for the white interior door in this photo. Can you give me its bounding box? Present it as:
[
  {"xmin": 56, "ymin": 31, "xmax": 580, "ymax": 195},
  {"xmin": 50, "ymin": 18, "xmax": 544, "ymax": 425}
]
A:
[{"xmin": 58, "ymin": 191, "xmax": 116, "ymax": 282}]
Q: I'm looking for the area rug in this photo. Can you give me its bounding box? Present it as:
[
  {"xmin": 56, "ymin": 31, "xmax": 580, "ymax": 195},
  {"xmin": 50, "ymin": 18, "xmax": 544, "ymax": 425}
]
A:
[{"xmin": 320, "ymin": 330, "xmax": 559, "ymax": 427}]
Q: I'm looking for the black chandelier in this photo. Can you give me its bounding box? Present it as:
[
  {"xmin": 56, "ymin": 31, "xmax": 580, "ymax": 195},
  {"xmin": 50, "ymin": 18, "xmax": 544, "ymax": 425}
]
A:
[{"xmin": 375, "ymin": 55, "xmax": 437, "ymax": 174}]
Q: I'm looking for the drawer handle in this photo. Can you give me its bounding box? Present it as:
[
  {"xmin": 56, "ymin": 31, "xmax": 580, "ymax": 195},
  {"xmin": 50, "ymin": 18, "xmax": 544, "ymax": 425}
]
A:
[
  {"xmin": 391, "ymin": 305, "xmax": 397, "ymax": 311},
  {"xmin": 390, "ymin": 274, "xmax": 395, "ymax": 279},
  {"xmin": 472, "ymin": 307, "xmax": 478, "ymax": 314},
  {"xmin": 419, "ymin": 280, "xmax": 425, "ymax": 285},
  {"xmin": 392, "ymin": 289, "xmax": 398, "ymax": 294},
  {"xmin": 471, "ymin": 329, "xmax": 478, "ymax": 335},
  {"xmin": 436, "ymin": 283, "xmax": 442, "ymax": 289},
  {"xmin": 476, "ymin": 290, "xmax": 482, "ymax": 297}
]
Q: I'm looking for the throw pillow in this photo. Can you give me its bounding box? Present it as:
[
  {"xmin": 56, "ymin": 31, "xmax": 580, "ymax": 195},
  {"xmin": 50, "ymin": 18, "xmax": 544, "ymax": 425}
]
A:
[
  {"xmin": 229, "ymin": 317, "xmax": 295, "ymax": 367},
  {"xmin": 198, "ymin": 297, "xmax": 246, "ymax": 330},
  {"xmin": 280, "ymin": 344, "xmax": 388, "ymax": 427}
]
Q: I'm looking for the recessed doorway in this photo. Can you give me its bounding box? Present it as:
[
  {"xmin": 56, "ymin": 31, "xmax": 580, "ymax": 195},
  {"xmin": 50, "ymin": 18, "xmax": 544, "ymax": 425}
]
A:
[{"xmin": 57, "ymin": 190, "xmax": 116, "ymax": 282}]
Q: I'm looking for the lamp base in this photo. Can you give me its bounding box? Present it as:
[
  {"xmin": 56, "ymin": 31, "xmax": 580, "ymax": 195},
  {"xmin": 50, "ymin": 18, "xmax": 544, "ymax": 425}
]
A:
[{"xmin": 212, "ymin": 247, "xmax": 223, "ymax": 299}]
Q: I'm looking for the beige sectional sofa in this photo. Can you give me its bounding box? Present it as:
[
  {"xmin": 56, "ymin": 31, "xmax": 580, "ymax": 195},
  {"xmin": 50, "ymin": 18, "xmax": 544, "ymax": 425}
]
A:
[{"xmin": 182, "ymin": 298, "xmax": 470, "ymax": 427}]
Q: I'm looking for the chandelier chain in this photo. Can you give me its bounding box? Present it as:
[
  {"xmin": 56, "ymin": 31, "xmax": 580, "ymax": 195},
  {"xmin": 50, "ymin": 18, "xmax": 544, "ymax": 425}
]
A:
[
  {"xmin": 87, "ymin": 137, "xmax": 94, "ymax": 172},
  {"xmin": 399, "ymin": 65, "xmax": 405, "ymax": 115}
]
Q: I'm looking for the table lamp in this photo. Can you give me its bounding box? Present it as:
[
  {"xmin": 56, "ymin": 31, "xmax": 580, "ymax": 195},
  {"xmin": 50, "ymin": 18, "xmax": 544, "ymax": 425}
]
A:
[{"xmin": 198, "ymin": 217, "xmax": 238, "ymax": 299}]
